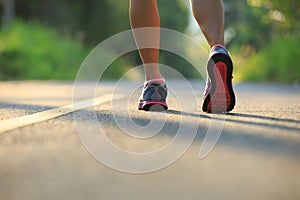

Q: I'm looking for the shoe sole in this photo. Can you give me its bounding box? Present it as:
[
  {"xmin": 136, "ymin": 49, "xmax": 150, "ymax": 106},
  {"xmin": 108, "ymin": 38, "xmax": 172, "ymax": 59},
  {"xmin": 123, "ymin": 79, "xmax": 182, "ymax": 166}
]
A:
[
  {"xmin": 202, "ymin": 53, "xmax": 235, "ymax": 113},
  {"xmin": 138, "ymin": 101, "xmax": 168, "ymax": 111}
]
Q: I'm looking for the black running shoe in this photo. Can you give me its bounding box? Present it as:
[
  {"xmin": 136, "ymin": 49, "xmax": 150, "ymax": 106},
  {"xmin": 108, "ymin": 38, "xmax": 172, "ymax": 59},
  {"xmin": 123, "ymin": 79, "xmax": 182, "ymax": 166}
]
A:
[
  {"xmin": 202, "ymin": 45, "xmax": 236, "ymax": 113},
  {"xmin": 138, "ymin": 81, "xmax": 168, "ymax": 111}
]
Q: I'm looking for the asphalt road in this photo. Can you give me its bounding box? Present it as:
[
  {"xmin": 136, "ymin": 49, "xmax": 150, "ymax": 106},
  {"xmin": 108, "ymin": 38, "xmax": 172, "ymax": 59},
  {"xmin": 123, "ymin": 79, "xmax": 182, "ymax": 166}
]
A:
[{"xmin": 0, "ymin": 80, "xmax": 300, "ymax": 200}]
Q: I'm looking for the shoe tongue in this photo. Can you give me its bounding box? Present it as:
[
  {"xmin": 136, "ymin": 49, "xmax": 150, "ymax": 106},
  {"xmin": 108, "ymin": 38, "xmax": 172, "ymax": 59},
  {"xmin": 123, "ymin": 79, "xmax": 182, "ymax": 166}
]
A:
[
  {"xmin": 210, "ymin": 44, "xmax": 229, "ymax": 56},
  {"xmin": 211, "ymin": 44, "xmax": 226, "ymax": 51},
  {"xmin": 150, "ymin": 82, "xmax": 161, "ymax": 87}
]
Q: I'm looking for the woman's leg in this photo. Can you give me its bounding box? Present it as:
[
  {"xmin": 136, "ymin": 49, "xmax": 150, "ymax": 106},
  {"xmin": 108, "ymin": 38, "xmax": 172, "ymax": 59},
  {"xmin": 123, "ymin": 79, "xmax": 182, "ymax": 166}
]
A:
[
  {"xmin": 191, "ymin": 0, "xmax": 235, "ymax": 112},
  {"xmin": 130, "ymin": 0, "xmax": 162, "ymax": 81},
  {"xmin": 190, "ymin": 0, "xmax": 225, "ymax": 47},
  {"xmin": 130, "ymin": 0, "xmax": 168, "ymax": 111}
]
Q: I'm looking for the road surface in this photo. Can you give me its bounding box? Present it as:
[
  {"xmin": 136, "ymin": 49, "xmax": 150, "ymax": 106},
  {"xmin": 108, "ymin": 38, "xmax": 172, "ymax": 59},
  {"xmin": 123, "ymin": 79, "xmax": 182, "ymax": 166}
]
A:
[{"xmin": 0, "ymin": 80, "xmax": 300, "ymax": 200}]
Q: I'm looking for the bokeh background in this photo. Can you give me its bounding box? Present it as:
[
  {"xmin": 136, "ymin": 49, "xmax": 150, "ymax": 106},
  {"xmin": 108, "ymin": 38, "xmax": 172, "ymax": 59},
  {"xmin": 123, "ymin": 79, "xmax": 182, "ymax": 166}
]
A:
[{"xmin": 0, "ymin": 0, "xmax": 299, "ymax": 83}]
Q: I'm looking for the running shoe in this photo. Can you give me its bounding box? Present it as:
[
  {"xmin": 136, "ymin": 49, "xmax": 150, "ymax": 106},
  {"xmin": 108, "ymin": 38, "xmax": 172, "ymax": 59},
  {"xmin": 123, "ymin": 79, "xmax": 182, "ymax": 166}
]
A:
[
  {"xmin": 138, "ymin": 81, "xmax": 168, "ymax": 111},
  {"xmin": 202, "ymin": 44, "xmax": 236, "ymax": 113}
]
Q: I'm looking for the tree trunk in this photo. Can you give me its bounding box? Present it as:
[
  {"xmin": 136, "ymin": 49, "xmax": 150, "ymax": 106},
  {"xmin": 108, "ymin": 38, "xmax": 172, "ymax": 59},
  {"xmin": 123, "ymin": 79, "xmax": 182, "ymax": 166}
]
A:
[{"xmin": 2, "ymin": 0, "xmax": 15, "ymax": 29}]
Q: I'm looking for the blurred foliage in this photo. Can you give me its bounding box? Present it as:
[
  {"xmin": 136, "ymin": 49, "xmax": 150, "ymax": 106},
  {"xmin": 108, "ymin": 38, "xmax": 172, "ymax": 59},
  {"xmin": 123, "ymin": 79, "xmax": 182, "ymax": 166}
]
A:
[
  {"xmin": 158, "ymin": 0, "xmax": 193, "ymax": 79},
  {"xmin": 236, "ymin": 35, "xmax": 300, "ymax": 83},
  {"xmin": 225, "ymin": 0, "xmax": 300, "ymax": 50},
  {"xmin": 0, "ymin": 20, "xmax": 132, "ymax": 80},
  {"xmin": 0, "ymin": 0, "xmax": 299, "ymax": 82},
  {"xmin": 0, "ymin": 20, "xmax": 89, "ymax": 79},
  {"xmin": 158, "ymin": 0, "xmax": 189, "ymax": 32},
  {"xmin": 12, "ymin": 0, "xmax": 130, "ymax": 45},
  {"xmin": 225, "ymin": 0, "xmax": 300, "ymax": 83},
  {"xmin": 11, "ymin": 0, "xmax": 189, "ymax": 45},
  {"xmin": 0, "ymin": 0, "xmax": 190, "ymax": 80}
]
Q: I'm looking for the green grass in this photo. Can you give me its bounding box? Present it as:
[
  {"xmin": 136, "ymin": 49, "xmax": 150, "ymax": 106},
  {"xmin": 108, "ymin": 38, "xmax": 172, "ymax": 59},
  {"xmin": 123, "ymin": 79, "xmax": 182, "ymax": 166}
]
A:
[
  {"xmin": 236, "ymin": 35, "xmax": 300, "ymax": 83},
  {"xmin": 0, "ymin": 20, "xmax": 133, "ymax": 81},
  {"xmin": 0, "ymin": 20, "xmax": 89, "ymax": 80},
  {"xmin": 2, "ymin": 20, "xmax": 298, "ymax": 83}
]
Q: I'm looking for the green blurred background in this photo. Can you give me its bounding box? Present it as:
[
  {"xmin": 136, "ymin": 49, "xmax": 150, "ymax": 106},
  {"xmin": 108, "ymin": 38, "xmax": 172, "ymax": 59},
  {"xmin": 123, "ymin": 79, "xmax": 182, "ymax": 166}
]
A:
[{"xmin": 0, "ymin": 0, "xmax": 299, "ymax": 83}]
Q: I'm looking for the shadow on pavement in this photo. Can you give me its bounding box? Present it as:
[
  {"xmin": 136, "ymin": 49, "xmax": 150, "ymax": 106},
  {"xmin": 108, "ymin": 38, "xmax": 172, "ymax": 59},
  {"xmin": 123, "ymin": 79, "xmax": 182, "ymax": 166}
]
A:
[
  {"xmin": 76, "ymin": 109, "xmax": 300, "ymax": 157},
  {"xmin": 167, "ymin": 109, "xmax": 300, "ymax": 132},
  {"xmin": 1, "ymin": 101, "xmax": 299, "ymax": 158}
]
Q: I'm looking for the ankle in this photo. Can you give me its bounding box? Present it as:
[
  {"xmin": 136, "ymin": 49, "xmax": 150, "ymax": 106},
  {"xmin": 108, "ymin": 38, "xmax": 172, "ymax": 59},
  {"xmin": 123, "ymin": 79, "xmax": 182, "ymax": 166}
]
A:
[
  {"xmin": 211, "ymin": 44, "xmax": 227, "ymax": 51},
  {"xmin": 145, "ymin": 77, "xmax": 165, "ymax": 85}
]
